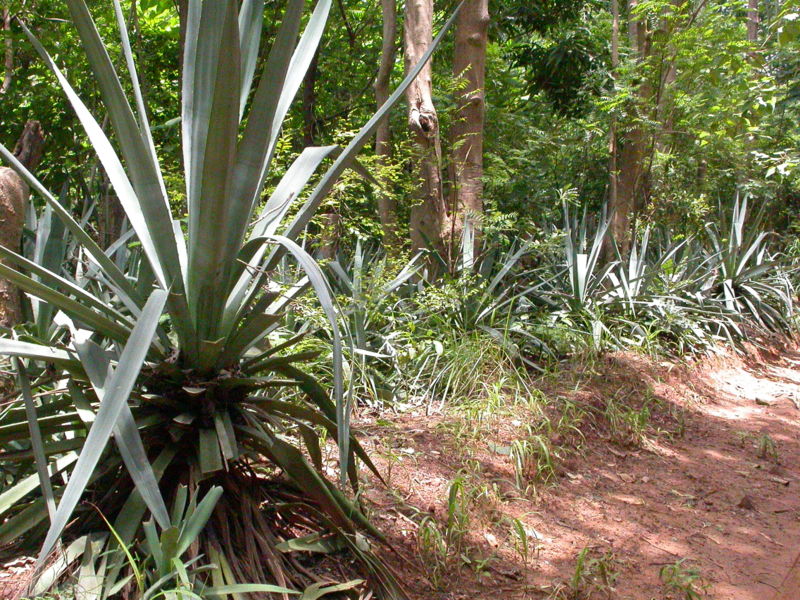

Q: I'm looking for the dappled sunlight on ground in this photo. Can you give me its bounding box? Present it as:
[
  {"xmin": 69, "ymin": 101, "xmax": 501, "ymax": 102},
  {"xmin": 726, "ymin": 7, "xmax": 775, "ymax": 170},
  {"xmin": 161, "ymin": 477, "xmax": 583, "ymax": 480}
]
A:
[{"xmin": 359, "ymin": 342, "xmax": 800, "ymax": 599}]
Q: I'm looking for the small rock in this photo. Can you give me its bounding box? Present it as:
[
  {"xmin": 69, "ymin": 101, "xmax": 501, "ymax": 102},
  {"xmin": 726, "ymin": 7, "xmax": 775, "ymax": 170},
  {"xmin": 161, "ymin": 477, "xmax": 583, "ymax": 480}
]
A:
[
  {"xmin": 737, "ymin": 494, "xmax": 757, "ymax": 510},
  {"xmin": 620, "ymin": 473, "xmax": 636, "ymax": 483}
]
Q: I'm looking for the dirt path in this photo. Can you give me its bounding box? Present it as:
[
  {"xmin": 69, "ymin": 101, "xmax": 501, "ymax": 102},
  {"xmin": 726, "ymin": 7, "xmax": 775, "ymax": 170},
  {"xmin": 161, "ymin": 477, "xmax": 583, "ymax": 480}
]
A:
[{"xmin": 363, "ymin": 344, "xmax": 800, "ymax": 599}]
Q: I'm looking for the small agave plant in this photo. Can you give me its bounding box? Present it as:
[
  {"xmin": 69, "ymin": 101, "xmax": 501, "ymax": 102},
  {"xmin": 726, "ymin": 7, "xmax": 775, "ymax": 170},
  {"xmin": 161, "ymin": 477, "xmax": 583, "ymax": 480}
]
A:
[{"xmin": 0, "ymin": 0, "xmax": 456, "ymax": 597}]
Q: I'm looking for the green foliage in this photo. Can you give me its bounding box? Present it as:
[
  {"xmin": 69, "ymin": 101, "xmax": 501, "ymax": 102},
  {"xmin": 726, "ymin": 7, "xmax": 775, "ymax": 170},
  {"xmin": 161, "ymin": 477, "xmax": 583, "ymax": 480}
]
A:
[
  {"xmin": 659, "ymin": 559, "xmax": 709, "ymax": 600},
  {"xmin": 0, "ymin": 1, "xmax": 460, "ymax": 597},
  {"xmin": 549, "ymin": 547, "xmax": 619, "ymax": 599}
]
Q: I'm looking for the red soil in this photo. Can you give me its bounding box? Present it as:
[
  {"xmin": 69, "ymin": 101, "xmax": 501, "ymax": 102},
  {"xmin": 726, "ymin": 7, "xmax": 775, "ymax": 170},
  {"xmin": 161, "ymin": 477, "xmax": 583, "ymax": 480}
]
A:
[{"xmin": 361, "ymin": 343, "xmax": 800, "ymax": 599}]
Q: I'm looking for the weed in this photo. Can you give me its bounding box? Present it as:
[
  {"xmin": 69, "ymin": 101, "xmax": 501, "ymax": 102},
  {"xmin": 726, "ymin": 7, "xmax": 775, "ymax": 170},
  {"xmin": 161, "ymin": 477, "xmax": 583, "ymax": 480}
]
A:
[
  {"xmin": 508, "ymin": 516, "xmax": 537, "ymax": 565},
  {"xmin": 549, "ymin": 547, "xmax": 620, "ymax": 599},
  {"xmin": 417, "ymin": 516, "xmax": 449, "ymax": 589},
  {"xmin": 416, "ymin": 477, "xmax": 476, "ymax": 588},
  {"xmin": 734, "ymin": 430, "xmax": 754, "ymax": 447},
  {"xmin": 510, "ymin": 434, "xmax": 558, "ymax": 491},
  {"xmin": 555, "ymin": 398, "xmax": 588, "ymax": 446},
  {"xmin": 735, "ymin": 431, "xmax": 780, "ymax": 461},
  {"xmin": 380, "ymin": 446, "xmax": 404, "ymax": 487},
  {"xmin": 604, "ymin": 395, "xmax": 651, "ymax": 447},
  {"xmin": 757, "ymin": 433, "xmax": 779, "ymax": 462},
  {"xmin": 659, "ymin": 559, "xmax": 709, "ymax": 600}
]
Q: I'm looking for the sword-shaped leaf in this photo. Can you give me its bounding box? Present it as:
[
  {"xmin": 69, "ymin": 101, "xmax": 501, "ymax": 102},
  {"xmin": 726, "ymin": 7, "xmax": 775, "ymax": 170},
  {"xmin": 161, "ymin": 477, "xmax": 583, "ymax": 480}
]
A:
[{"xmin": 39, "ymin": 289, "xmax": 168, "ymax": 561}]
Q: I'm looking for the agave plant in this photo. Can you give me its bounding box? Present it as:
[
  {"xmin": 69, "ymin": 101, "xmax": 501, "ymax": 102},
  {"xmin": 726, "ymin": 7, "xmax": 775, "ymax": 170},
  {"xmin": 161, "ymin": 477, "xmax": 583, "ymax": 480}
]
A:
[
  {"xmin": 0, "ymin": 1, "xmax": 458, "ymax": 596},
  {"xmin": 326, "ymin": 242, "xmax": 423, "ymax": 405},
  {"xmin": 705, "ymin": 196, "xmax": 795, "ymax": 332}
]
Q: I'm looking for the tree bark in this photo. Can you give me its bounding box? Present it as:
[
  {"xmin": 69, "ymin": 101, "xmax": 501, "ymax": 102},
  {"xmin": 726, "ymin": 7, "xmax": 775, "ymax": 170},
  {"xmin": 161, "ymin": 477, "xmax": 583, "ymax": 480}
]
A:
[
  {"xmin": 1, "ymin": 9, "xmax": 12, "ymax": 95},
  {"xmin": 609, "ymin": 0, "xmax": 650, "ymax": 259},
  {"xmin": 405, "ymin": 0, "xmax": 448, "ymax": 258},
  {"xmin": 449, "ymin": 0, "xmax": 489, "ymax": 253},
  {"xmin": 375, "ymin": 0, "xmax": 399, "ymax": 246},
  {"xmin": 0, "ymin": 121, "xmax": 45, "ymax": 327},
  {"xmin": 747, "ymin": 0, "xmax": 758, "ymax": 44},
  {"xmin": 302, "ymin": 49, "xmax": 320, "ymax": 147},
  {"xmin": 608, "ymin": 0, "xmax": 620, "ymax": 231}
]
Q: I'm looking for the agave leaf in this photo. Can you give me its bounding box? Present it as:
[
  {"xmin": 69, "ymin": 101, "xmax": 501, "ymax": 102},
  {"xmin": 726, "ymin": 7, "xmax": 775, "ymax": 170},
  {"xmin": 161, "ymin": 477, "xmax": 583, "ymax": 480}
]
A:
[
  {"xmin": 0, "ymin": 338, "xmax": 77, "ymax": 368},
  {"xmin": 0, "ymin": 262, "xmax": 133, "ymax": 346},
  {"xmin": 175, "ymin": 486, "xmax": 223, "ymax": 556},
  {"xmin": 73, "ymin": 338, "xmax": 170, "ymax": 530},
  {"xmin": 241, "ymin": 426, "xmax": 354, "ymax": 531},
  {"xmin": 306, "ymin": 580, "xmax": 364, "ymax": 600},
  {"xmin": 110, "ymin": 0, "xmax": 164, "ymax": 191},
  {"xmin": 205, "ymin": 585, "xmax": 299, "ymax": 597},
  {"xmin": 222, "ymin": 0, "xmax": 328, "ymax": 307},
  {"xmin": 198, "ymin": 428, "xmax": 224, "ymax": 474},
  {"xmin": 0, "ymin": 499, "xmax": 49, "ymax": 545},
  {"xmin": 14, "ymin": 357, "xmax": 57, "ymax": 522},
  {"xmin": 104, "ymin": 445, "xmax": 179, "ymax": 593},
  {"xmin": 30, "ymin": 202, "xmax": 68, "ymax": 334},
  {"xmin": 232, "ymin": 0, "xmax": 329, "ymax": 224},
  {"xmin": 39, "ymin": 288, "xmax": 168, "ymax": 561},
  {"xmin": 252, "ymin": 398, "xmax": 382, "ymax": 484},
  {"xmin": 185, "ymin": 0, "xmax": 242, "ymax": 339},
  {"xmin": 224, "ymin": 145, "xmax": 338, "ymax": 332},
  {"xmin": 238, "ymin": 0, "xmax": 266, "ymax": 118},
  {"xmin": 32, "ymin": 535, "xmax": 93, "ymax": 596},
  {"xmin": 0, "ymin": 453, "xmax": 77, "ymax": 518},
  {"xmin": 220, "ymin": 313, "xmax": 282, "ymax": 366},
  {"xmin": 0, "ymin": 245, "xmax": 135, "ymax": 329},
  {"xmin": 250, "ymin": 234, "xmax": 347, "ymax": 484}
]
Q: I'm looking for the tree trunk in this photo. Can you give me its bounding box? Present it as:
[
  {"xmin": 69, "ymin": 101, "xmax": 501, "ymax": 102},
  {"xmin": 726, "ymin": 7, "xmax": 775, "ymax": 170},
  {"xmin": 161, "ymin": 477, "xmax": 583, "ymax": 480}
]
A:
[
  {"xmin": 375, "ymin": 0, "xmax": 399, "ymax": 246},
  {"xmin": 747, "ymin": 0, "xmax": 758, "ymax": 44},
  {"xmin": 1, "ymin": 9, "xmax": 12, "ymax": 95},
  {"xmin": 449, "ymin": 0, "xmax": 489, "ymax": 254},
  {"xmin": 405, "ymin": 0, "xmax": 448, "ymax": 258},
  {"xmin": 608, "ymin": 0, "xmax": 620, "ymax": 244},
  {"xmin": 302, "ymin": 49, "xmax": 320, "ymax": 147},
  {"xmin": 0, "ymin": 121, "xmax": 45, "ymax": 327},
  {"xmin": 98, "ymin": 177, "xmax": 126, "ymax": 249},
  {"xmin": 610, "ymin": 0, "xmax": 650, "ymax": 259}
]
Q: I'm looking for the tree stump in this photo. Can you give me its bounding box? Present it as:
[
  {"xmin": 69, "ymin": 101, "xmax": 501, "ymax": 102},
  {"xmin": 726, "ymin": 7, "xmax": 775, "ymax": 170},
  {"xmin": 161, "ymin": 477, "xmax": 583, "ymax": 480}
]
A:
[{"xmin": 0, "ymin": 120, "xmax": 44, "ymax": 327}]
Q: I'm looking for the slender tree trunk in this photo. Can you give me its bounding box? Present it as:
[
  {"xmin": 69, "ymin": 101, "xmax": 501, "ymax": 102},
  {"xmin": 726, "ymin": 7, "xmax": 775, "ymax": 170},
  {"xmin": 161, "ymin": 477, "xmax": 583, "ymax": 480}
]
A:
[
  {"xmin": 302, "ymin": 50, "xmax": 320, "ymax": 147},
  {"xmin": 375, "ymin": 0, "xmax": 399, "ymax": 246},
  {"xmin": 608, "ymin": 0, "xmax": 620, "ymax": 236},
  {"xmin": 300, "ymin": 49, "xmax": 339, "ymax": 258},
  {"xmin": 610, "ymin": 0, "xmax": 649, "ymax": 259},
  {"xmin": 405, "ymin": 0, "xmax": 448, "ymax": 258},
  {"xmin": 0, "ymin": 121, "xmax": 45, "ymax": 327},
  {"xmin": 98, "ymin": 177, "xmax": 126, "ymax": 249},
  {"xmin": 449, "ymin": 0, "xmax": 489, "ymax": 254},
  {"xmin": 1, "ymin": 9, "xmax": 12, "ymax": 95},
  {"xmin": 747, "ymin": 0, "xmax": 758, "ymax": 44}
]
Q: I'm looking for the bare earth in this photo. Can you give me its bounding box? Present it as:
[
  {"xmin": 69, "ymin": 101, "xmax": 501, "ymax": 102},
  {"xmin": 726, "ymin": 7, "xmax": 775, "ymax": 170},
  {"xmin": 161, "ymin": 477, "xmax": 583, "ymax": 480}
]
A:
[{"xmin": 361, "ymin": 343, "xmax": 800, "ymax": 599}]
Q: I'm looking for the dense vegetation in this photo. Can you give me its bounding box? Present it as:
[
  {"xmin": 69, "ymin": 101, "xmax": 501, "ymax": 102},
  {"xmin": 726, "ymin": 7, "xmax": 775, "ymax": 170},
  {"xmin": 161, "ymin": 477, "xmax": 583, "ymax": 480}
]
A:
[{"xmin": 0, "ymin": 0, "xmax": 797, "ymax": 598}]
